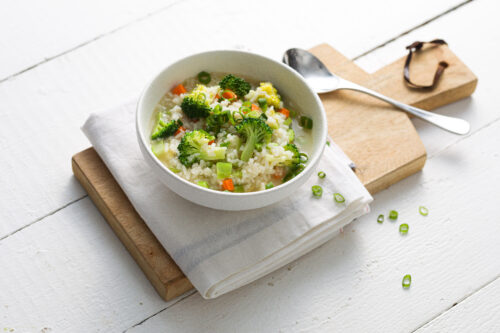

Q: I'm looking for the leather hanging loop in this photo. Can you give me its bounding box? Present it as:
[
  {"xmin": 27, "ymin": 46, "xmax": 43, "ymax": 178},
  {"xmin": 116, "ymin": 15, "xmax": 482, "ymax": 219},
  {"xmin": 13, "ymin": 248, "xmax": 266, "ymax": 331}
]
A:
[{"xmin": 404, "ymin": 39, "xmax": 449, "ymax": 89}]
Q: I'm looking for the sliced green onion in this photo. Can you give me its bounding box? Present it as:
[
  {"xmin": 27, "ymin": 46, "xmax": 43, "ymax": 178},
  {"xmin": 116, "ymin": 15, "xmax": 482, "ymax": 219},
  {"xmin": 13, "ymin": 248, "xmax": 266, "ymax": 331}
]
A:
[
  {"xmin": 246, "ymin": 110, "xmax": 260, "ymax": 119},
  {"xmin": 419, "ymin": 206, "xmax": 429, "ymax": 216},
  {"xmin": 242, "ymin": 101, "xmax": 252, "ymax": 108},
  {"xmin": 318, "ymin": 171, "xmax": 326, "ymax": 179},
  {"xmin": 216, "ymin": 162, "xmax": 232, "ymax": 179},
  {"xmin": 220, "ymin": 141, "xmax": 230, "ymax": 147},
  {"xmin": 402, "ymin": 274, "xmax": 411, "ymax": 289},
  {"xmin": 326, "ymin": 141, "xmax": 331, "ymax": 146},
  {"xmin": 151, "ymin": 141, "xmax": 165, "ymax": 157},
  {"xmin": 295, "ymin": 164, "xmax": 305, "ymax": 173},
  {"xmin": 283, "ymin": 117, "xmax": 292, "ymax": 126},
  {"xmin": 399, "ymin": 223, "xmax": 409, "ymax": 234},
  {"xmin": 233, "ymin": 185, "xmax": 245, "ymax": 193},
  {"xmin": 389, "ymin": 210, "xmax": 398, "ymax": 220},
  {"xmin": 169, "ymin": 167, "xmax": 180, "ymax": 173},
  {"xmin": 377, "ymin": 214, "xmax": 384, "ymax": 223},
  {"xmin": 257, "ymin": 97, "xmax": 267, "ymax": 110},
  {"xmin": 287, "ymin": 129, "xmax": 295, "ymax": 143},
  {"xmin": 312, "ymin": 185, "xmax": 323, "ymax": 197},
  {"xmin": 197, "ymin": 71, "xmax": 211, "ymax": 84},
  {"xmin": 228, "ymin": 111, "xmax": 236, "ymax": 125},
  {"xmin": 213, "ymin": 104, "xmax": 222, "ymax": 113},
  {"xmin": 265, "ymin": 182, "xmax": 274, "ymax": 189},
  {"xmin": 239, "ymin": 106, "xmax": 251, "ymax": 114},
  {"xmin": 299, "ymin": 116, "xmax": 313, "ymax": 129},
  {"xmin": 333, "ymin": 193, "xmax": 345, "ymax": 203},
  {"xmin": 299, "ymin": 153, "xmax": 309, "ymax": 163},
  {"xmin": 197, "ymin": 181, "xmax": 209, "ymax": 188}
]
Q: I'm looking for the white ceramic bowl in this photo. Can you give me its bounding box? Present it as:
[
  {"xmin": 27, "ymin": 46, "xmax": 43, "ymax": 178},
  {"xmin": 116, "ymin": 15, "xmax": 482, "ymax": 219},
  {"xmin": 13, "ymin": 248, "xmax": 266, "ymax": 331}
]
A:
[{"xmin": 137, "ymin": 50, "xmax": 327, "ymax": 210}]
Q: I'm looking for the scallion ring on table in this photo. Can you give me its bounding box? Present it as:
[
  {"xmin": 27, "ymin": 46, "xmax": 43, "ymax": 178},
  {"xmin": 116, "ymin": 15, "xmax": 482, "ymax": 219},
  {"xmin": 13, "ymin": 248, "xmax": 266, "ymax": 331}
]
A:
[
  {"xmin": 377, "ymin": 214, "xmax": 384, "ymax": 223},
  {"xmin": 419, "ymin": 206, "xmax": 429, "ymax": 216},
  {"xmin": 312, "ymin": 185, "xmax": 323, "ymax": 197},
  {"xmin": 389, "ymin": 210, "xmax": 398, "ymax": 220},
  {"xmin": 318, "ymin": 171, "xmax": 326, "ymax": 179},
  {"xmin": 399, "ymin": 223, "xmax": 409, "ymax": 234},
  {"xmin": 197, "ymin": 71, "xmax": 211, "ymax": 84},
  {"xmin": 333, "ymin": 193, "xmax": 345, "ymax": 203},
  {"xmin": 402, "ymin": 274, "xmax": 412, "ymax": 288}
]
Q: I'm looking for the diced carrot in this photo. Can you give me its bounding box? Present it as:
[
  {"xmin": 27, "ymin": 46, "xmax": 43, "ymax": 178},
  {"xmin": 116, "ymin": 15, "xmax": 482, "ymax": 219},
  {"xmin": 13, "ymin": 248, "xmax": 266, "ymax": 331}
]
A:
[
  {"xmin": 208, "ymin": 140, "xmax": 215, "ymax": 145},
  {"xmin": 272, "ymin": 167, "xmax": 286, "ymax": 179},
  {"xmin": 222, "ymin": 178, "xmax": 234, "ymax": 191},
  {"xmin": 279, "ymin": 108, "xmax": 290, "ymax": 118},
  {"xmin": 174, "ymin": 126, "xmax": 186, "ymax": 136},
  {"xmin": 222, "ymin": 90, "xmax": 236, "ymax": 100},
  {"xmin": 171, "ymin": 84, "xmax": 187, "ymax": 95},
  {"xmin": 251, "ymin": 103, "xmax": 259, "ymax": 111}
]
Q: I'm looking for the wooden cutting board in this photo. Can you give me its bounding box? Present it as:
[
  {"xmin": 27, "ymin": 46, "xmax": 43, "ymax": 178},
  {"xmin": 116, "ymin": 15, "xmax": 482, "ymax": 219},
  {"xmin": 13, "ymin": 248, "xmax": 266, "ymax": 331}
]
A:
[{"xmin": 72, "ymin": 43, "xmax": 477, "ymax": 301}]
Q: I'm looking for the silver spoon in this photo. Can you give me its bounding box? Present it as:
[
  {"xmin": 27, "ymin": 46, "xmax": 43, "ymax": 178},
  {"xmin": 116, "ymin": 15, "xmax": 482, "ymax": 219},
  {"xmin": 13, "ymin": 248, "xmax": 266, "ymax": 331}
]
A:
[{"xmin": 283, "ymin": 48, "xmax": 470, "ymax": 135}]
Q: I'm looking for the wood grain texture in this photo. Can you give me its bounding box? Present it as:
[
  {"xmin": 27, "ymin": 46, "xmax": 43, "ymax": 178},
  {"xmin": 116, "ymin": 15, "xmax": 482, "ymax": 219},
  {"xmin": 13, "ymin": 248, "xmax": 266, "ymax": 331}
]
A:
[
  {"xmin": 71, "ymin": 44, "xmax": 476, "ymax": 301},
  {"xmin": 72, "ymin": 148, "xmax": 192, "ymax": 300},
  {"xmin": 311, "ymin": 43, "xmax": 476, "ymax": 193},
  {"xmin": 416, "ymin": 277, "xmax": 500, "ymax": 332},
  {"xmin": 0, "ymin": 0, "xmax": 179, "ymax": 80}
]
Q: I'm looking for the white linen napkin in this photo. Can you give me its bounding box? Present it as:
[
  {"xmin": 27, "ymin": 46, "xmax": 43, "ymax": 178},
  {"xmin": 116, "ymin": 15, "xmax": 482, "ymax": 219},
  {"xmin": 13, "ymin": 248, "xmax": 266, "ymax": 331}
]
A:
[{"xmin": 82, "ymin": 101, "xmax": 372, "ymax": 299}]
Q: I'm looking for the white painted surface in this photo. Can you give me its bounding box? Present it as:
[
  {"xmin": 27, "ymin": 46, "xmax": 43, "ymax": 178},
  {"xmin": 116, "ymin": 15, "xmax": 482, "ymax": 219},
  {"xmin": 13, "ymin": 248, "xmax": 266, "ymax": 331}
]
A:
[
  {"xmin": 0, "ymin": 0, "xmax": 463, "ymax": 239},
  {"xmin": 417, "ymin": 277, "xmax": 500, "ymax": 333},
  {"xmin": 1, "ymin": 0, "xmax": 500, "ymax": 332},
  {"xmin": 0, "ymin": 0, "xmax": 179, "ymax": 80}
]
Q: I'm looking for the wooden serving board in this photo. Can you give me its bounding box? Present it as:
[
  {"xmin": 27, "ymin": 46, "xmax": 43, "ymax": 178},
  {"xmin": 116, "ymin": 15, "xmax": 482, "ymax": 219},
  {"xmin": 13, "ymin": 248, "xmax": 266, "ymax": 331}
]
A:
[{"xmin": 72, "ymin": 44, "xmax": 476, "ymax": 301}]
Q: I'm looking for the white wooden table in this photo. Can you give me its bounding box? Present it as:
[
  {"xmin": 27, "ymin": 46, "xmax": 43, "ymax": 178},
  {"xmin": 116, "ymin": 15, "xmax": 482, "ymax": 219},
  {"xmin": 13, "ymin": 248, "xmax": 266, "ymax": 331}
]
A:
[{"xmin": 1, "ymin": 0, "xmax": 499, "ymax": 332}]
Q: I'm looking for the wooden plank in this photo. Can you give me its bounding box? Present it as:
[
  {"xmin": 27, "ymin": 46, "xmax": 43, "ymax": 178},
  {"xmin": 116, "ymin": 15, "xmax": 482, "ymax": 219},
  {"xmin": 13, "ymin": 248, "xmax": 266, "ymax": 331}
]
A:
[
  {"xmin": 0, "ymin": 197, "xmax": 192, "ymax": 333},
  {"xmin": 72, "ymin": 148, "xmax": 192, "ymax": 301},
  {"xmin": 0, "ymin": 0, "xmax": 177, "ymax": 80},
  {"xmin": 71, "ymin": 43, "xmax": 476, "ymax": 300},
  {"xmin": 416, "ymin": 277, "xmax": 500, "ymax": 332},
  {"xmin": 311, "ymin": 43, "xmax": 476, "ymax": 194}
]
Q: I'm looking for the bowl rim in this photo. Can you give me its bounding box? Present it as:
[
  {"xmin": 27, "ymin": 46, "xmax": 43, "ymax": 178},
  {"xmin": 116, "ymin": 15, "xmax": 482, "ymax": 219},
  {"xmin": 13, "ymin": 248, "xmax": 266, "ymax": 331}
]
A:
[{"xmin": 136, "ymin": 49, "xmax": 327, "ymax": 197}]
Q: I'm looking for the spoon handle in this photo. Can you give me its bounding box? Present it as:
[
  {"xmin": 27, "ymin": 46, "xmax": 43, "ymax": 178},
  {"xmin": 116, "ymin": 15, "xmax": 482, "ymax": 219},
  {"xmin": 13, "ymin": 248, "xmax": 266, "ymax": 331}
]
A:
[{"xmin": 337, "ymin": 79, "xmax": 470, "ymax": 135}]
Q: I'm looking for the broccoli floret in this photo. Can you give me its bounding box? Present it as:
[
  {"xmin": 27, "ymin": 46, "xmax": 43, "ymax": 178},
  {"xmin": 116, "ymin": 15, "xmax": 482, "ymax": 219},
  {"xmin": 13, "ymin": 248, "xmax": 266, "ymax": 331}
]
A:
[
  {"xmin": 177, "ymin": 130, "xmax": 227, "ymax": 166},
  {"xmin": 205, "ymin": 105, "xmax": 230, "ymax": 134},
  {"xmin": 181, "ymin": 86, "xmax": 212, "ymax": 119},
  {"xmin": 284, "ymin": 143, "xmax": 300, "ymax": 166},
  {"xmin": 219, "ymin": 74, "xmax": 251, "ymax": 98},
  {"xmin": 235, "ymin": 118, "xmax": 272, "ymax": 162},
  {"xmin": 151, "ymin": 119, "xmax": 183, "ymax": 140}
]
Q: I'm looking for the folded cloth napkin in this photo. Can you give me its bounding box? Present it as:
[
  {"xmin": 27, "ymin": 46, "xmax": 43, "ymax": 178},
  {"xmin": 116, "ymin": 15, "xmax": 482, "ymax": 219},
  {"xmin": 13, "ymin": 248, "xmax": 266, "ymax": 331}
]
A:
[{"xmin": 82, "ymin": 101, "xmax": 373, "ymax": 299}]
